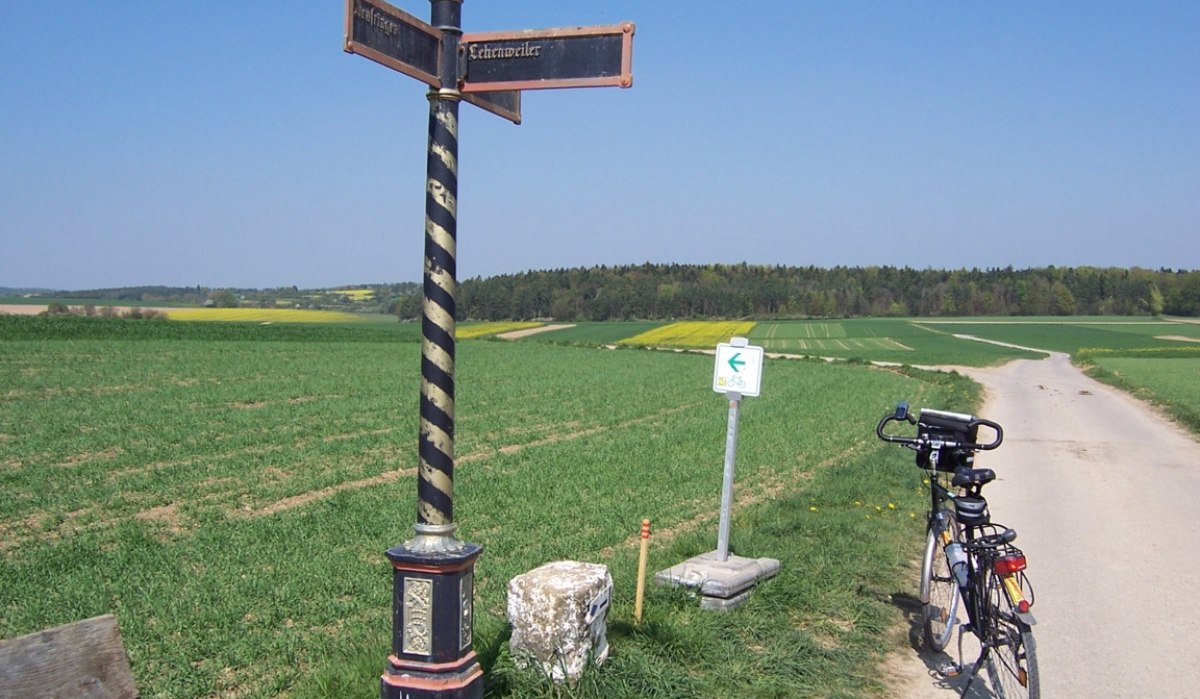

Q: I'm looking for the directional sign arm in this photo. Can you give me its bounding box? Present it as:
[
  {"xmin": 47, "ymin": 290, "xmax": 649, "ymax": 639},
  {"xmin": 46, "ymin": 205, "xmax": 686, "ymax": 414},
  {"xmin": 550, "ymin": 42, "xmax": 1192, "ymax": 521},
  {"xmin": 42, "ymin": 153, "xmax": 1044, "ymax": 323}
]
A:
[
  {"xmin": 460, "ymin": 23, "xmax": 634, "ymax": 92},
  {"xmin": 344, "ymin": 0, "xmax": 441, "ymax": 87}
]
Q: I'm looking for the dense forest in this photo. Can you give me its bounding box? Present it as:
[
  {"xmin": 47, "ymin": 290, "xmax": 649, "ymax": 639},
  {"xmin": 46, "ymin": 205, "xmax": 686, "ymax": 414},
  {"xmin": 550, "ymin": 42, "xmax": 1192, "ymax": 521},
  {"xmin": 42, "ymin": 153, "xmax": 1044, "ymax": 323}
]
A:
[
  {"xmin": 428, "ymin": 264, "xmax": 1200, "ymax": 321},
  {"xmin": 10, "ymin": 265, "xmax": 1199, "ymax": 321}
]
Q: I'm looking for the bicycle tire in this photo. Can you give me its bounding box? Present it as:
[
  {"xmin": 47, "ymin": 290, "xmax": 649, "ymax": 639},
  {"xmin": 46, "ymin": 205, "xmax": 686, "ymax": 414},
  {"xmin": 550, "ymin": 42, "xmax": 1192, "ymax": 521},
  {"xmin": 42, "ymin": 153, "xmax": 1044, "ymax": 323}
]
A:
[
  {"xmin": 985, "ymin": 597, "xmax": 1040, "ymax": 698},
  {"xmin": 919, "ymin": 513, "xmax": 960, "ymax": 651}
]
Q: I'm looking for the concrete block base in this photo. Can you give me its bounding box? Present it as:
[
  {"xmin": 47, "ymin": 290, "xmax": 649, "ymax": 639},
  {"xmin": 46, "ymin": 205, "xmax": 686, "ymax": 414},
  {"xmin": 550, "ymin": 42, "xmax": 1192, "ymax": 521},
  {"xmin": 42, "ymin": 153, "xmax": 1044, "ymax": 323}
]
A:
[{"xmin": 654, "ymin": 551, "xmax": 780, "ymax": 611}]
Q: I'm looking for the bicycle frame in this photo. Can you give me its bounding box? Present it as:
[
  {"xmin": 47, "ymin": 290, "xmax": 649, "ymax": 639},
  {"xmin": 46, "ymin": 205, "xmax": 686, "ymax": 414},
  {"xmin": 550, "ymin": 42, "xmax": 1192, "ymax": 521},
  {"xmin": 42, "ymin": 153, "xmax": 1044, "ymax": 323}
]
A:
[
  {"xmin": 917, "ymin": 450, "xmax": 964, "ymax": 652},
  {"xmin": 878, "ymin": 403, "xmax": 1038, "ymax": 697},
  {"xmin": 943, "ymin": 521, "xmax": 1036, "ymax": 698}
]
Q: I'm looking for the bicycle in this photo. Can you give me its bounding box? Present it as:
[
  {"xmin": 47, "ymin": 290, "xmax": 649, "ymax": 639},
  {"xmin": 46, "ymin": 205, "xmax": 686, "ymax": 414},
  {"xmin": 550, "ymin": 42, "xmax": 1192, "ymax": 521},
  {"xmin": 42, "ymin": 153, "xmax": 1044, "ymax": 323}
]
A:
[{"xmin": 877, "ymin": 401, "xmax": 1039, "ymax": 698}]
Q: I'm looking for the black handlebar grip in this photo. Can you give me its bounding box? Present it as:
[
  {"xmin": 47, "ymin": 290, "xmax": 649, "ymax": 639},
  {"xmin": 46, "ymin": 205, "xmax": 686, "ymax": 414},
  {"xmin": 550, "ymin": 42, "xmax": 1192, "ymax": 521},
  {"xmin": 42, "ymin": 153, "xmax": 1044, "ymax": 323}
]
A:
[
  {"xmin": 969, "ymin": 418, "xmax": 1004, "ymax": 450},
  {"xmin": 876, "ymin": 413, "xmax": 918, "ymax": 445}
]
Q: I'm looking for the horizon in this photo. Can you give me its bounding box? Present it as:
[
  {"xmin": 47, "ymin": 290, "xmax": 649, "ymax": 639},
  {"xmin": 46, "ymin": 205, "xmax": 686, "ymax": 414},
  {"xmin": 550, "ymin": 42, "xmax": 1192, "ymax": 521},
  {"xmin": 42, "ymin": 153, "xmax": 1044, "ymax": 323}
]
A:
[
  {"xmin": 3, "ymin": 2, "xmax": 1197, "ymax": 290},
  {"xmin": 3, "ymin": 260, "xmax": 1197, "ymax": 297}
]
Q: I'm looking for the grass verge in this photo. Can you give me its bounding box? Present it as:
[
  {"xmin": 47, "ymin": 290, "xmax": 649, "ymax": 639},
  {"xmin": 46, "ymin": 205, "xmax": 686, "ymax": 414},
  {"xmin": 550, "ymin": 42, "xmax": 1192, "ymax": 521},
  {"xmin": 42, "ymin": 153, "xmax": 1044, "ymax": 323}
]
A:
[{"xmin": 1079, "ymin": 349, "xmax": 1200, "ymax": 435}]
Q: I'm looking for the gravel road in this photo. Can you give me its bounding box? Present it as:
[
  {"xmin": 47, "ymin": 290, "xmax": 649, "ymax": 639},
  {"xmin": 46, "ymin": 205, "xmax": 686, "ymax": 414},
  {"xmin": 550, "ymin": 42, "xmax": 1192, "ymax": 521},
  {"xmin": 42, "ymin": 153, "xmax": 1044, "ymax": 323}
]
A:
[{"xmin": 889, "ymin": 350, "xmax": 1200, "ymax": 697}]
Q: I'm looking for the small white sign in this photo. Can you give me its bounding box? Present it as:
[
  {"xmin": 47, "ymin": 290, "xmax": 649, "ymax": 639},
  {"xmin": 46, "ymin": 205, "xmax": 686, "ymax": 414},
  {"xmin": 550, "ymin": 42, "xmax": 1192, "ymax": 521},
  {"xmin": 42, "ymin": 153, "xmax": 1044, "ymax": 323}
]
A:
[{"xmin": 712, "ymin": 338, "xmax": 764, "ymax": 397}]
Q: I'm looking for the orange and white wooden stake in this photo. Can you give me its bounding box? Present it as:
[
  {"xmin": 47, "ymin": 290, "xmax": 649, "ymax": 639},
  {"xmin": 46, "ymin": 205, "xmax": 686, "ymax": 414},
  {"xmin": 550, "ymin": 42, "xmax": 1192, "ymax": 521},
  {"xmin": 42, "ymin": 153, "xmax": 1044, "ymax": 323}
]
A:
[{"xmin": 635, "ymin": 518, "xmax": 651, "ymax": 623}]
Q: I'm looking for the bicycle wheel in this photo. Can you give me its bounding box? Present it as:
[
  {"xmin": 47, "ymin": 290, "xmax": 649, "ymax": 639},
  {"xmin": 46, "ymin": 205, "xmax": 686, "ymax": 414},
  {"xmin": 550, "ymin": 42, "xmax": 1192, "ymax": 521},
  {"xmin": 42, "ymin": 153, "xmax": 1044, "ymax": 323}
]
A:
[
  {"xmin": 985, "ymin": 601, "xmax": 1039, "ymax": 698},
  {"xmin": 919, "ymin": 512, "xmax": 960, "ymax": 651}
]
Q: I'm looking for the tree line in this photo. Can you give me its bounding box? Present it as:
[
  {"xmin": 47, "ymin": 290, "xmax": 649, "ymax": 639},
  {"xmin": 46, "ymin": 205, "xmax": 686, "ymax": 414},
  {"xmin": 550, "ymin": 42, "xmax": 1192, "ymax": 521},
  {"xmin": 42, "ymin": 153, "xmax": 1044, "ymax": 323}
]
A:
[
  {"xmin": 22, "ymin": 266, "xmax": 1199, "ymax": 321},
  {"xmin": 392, "ymin": 264, "xmax": 1200, "ymax": 321}
]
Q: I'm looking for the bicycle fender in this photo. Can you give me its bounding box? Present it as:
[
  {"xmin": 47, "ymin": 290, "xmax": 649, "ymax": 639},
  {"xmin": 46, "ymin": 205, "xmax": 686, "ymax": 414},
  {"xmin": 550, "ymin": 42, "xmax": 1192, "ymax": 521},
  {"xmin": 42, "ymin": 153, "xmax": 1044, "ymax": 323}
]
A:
[{"xmin": 1001, "ymin": 574, "xmax": 1037, "ymax": 625}]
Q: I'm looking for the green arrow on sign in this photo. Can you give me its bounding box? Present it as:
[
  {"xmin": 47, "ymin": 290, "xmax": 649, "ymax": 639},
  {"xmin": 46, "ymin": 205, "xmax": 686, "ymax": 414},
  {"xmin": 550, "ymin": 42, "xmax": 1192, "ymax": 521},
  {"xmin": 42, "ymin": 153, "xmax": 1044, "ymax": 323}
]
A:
[{"xmin": 728, "ymin": 352, "xmax": 745, "ymax": 372}]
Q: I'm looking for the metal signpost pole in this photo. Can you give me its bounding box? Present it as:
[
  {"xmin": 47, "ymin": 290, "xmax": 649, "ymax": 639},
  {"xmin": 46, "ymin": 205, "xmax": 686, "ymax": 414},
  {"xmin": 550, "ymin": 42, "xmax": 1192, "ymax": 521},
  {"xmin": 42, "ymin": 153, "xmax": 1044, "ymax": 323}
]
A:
[
  {"xmin": 655, "ymin": 338, "xmax": 778, "ymax": 609},
  {"xmin": 414, "ymin": 0, "xmax": 463, "ymax": 546},
  {"xmin": 715, "ymin": 392, "xmax": 741, "ymax": 562},
  {"xmin": 344, "ymin": 0, "xmax": 634, "ymax": 688},
  {"xmin": 381, "ymin": 5, "xmax": 483, "ymax": 698}
]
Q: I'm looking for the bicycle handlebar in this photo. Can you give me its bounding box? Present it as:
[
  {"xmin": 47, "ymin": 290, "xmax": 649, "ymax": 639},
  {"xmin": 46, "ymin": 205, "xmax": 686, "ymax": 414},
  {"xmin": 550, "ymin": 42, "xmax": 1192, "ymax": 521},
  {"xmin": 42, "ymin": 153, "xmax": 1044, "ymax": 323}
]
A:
[
  {"xmin": 875, "ymin": 401, "xmax": 916, "ymax": 444},
  {"xmin": 876, "ymin": 401, "xmax": 1003, "ymax": 452}
]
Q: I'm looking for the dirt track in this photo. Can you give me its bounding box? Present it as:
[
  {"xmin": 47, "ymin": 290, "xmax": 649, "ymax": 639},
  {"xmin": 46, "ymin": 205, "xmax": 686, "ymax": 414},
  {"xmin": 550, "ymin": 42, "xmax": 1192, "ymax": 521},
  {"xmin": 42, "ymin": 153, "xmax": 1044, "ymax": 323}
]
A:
[
  {"xmin": 0, "ymin": 304, "xmax": 48, "ymax": 315},
  {"xmin": 0, "ymin": 304, "xmax": 175, "ymax": 316},
  {"xmin": 888, "ymin": 350, "xmax": 1200, "ymax": 696},
  {"xmin": 496, "ymin": 323, "xmax": 575, "ymax": 340}
]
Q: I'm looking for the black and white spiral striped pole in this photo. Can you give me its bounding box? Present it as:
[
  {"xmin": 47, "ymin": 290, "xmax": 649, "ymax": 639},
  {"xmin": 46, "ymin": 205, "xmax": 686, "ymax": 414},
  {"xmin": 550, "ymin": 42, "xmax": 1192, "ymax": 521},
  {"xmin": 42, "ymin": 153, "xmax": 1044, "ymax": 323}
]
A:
[
  {"xmin": 344, "ymin": 2, "xmax": 634, "ymax": 693},
  {"xmin": 381, "ymin": 2, "xmax": 483, "ymax": 697},
  {"xmin": 416, "ymin": 29, "xmax": 461, "ymax": 540}
]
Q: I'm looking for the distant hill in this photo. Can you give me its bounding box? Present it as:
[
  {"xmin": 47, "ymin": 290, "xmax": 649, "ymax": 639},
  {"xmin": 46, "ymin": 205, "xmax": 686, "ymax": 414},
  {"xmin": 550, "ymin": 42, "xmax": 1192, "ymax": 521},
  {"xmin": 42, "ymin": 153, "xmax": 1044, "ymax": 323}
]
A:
[
  {"xmin": 0, "ymin": 288, "xmax": 55, "ymax": 296},
  {"xmin": 6, "ymin": 265, "xmax": 1199, "ymax": 321},
  {"xmin": 453, "ymin": 264, "xmax": 1200, "ymax": 321},
  {"xmin": 4, "ymin": 283, "xmax": 422, "ymax": 316}
]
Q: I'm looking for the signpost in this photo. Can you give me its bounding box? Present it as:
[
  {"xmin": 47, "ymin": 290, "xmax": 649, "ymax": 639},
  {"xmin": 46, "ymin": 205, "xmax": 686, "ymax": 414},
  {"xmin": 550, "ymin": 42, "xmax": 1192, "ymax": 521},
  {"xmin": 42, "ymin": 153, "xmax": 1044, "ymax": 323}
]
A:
[
  {"xmin": 344, "ymin": 1, "xmax": 634, "ymax": 696},
  {"xmin": 461, "ymin": 24, "xmax": 635, "ymax": 92},
  {"xmin": 712, "ymin": 340, "xmax": 763, "ymax": 399},
  {"xmin": 344, "ymin": 0, "xmax": 440, "ymax": 86},
  {"xmin": 711, "ymin": 338, "xmax": 763, "ymax": 560},
  {"xmin": 345, "ymin": 0, "xmax": 523, "ymax": 122},
  {"xmin": 656, "ymin": 337, "xmax": 780, "ymax": 611}
]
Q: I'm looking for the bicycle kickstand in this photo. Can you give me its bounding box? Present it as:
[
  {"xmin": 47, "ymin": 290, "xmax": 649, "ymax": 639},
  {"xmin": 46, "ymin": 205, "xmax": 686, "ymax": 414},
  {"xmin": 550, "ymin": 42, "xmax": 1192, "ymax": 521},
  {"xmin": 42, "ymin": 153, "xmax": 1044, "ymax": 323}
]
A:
[
  {"xmin": 937, "ymin": 621, "xmax": 986, "ymax": 698},
  {"xmin": 956, "ymin": 646, "xmax": 989, "ymax": 698}
]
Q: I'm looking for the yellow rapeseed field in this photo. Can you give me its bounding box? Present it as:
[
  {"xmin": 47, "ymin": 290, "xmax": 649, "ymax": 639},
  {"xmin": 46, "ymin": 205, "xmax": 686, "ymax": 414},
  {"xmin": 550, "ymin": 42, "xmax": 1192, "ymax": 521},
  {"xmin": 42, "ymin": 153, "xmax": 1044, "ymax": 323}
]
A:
[
  {"xmin": 620, "ymin": 321, "xmax": 757, "ymax": 348},
  {"xmin": 165, "ymin": 308, "xmax": 362, "ymax": 323},
  {"xmin": 336, "ymin": 288, "xmax": 375, "ymax": 300},
  {"xmin": 457, "ymin": 322, "xmax": 543, "ymax": 339}
]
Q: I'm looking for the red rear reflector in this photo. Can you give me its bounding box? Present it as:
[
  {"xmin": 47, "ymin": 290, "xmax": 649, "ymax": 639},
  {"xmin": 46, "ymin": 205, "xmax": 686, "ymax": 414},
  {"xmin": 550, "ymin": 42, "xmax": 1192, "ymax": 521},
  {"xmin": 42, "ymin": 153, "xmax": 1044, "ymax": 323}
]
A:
[
  {"xmin": 1017, "ymin": 600, "xmax": 1031, "ymax": 613},
  {"xmin": 993, "ymin": 554, "xmax": 1027, "ymax": 575}
]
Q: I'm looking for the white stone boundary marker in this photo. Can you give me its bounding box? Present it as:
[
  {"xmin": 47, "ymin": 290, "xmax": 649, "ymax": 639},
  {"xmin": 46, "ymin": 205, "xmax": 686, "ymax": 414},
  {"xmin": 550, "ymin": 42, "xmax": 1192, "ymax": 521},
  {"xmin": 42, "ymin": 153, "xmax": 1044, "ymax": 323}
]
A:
[{"xmin": 506, "ymin": 561, "xmax": 613, "ymax": 683}]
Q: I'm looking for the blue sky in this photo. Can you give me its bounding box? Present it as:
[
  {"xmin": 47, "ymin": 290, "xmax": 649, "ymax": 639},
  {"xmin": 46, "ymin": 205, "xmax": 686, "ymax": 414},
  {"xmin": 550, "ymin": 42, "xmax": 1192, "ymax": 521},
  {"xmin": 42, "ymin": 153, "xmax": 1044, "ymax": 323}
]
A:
[{"xmin": 2, "ymin": 1, "xmax": 1197, "ymax": 290}]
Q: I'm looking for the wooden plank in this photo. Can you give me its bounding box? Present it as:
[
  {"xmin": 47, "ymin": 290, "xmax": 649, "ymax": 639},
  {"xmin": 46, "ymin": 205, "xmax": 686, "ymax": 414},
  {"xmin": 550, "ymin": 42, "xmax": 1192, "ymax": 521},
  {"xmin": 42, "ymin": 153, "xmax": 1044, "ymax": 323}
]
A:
[{"xmin": 0, "ymin": 614, "xmax": 137, "ymax": 699}]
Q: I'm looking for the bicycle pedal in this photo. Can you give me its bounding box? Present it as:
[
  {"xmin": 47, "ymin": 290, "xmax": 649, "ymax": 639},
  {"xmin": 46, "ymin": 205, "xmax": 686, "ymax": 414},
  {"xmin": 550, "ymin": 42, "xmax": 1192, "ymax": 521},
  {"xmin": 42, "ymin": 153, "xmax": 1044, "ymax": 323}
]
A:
[{"xmin": 937, "ymin": 662, "xmax": 962, "ymax": 678}]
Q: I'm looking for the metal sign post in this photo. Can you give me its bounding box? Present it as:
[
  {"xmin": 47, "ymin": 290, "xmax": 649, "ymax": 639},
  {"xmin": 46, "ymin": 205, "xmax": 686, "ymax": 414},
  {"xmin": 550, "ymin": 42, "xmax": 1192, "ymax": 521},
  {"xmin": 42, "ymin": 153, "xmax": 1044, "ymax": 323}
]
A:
[
  {"xmin": 716, "ymin": 394, "xmax": 741, "ymax": 562},
  {"xmin": 711, "ymin": 338, "xmax": 763, "ymax": 561},
  {"xmin": 655, "ymin": 337, "xmax": 779, "ymax": 610},
  {"xmin": 344, "ymin": 1, "xmax": 634, "ymax": 696}
]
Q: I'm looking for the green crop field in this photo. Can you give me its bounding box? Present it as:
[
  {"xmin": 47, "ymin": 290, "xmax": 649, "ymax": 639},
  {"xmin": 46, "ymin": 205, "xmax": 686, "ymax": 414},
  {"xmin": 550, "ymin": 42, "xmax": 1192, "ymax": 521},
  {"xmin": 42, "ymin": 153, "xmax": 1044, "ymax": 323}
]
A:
[
  {"xmin": 751, "ymin": 321, "xmax": 911, "ymax": 353},
  {"xmin": 1, "ymin": 315, "xmax": 985, "ymax": 698},
  {"xmin": 3, "ymin": 313, "xmax": 1197, "ymax": 698},
  {"xmin": 1083, "ymin": 355, "xmax": 1200, "ymax": 432},
  {"xmin": 524, "ymin": 319, "xmax": 1044, "ymax": 366},
  {"xmin": 747, "ymin": 319, "xmax": 1043, "ymax": 366},
  {"xmin": 911, "ymin": 317, "xmax": 1200, "ymax": 354}
]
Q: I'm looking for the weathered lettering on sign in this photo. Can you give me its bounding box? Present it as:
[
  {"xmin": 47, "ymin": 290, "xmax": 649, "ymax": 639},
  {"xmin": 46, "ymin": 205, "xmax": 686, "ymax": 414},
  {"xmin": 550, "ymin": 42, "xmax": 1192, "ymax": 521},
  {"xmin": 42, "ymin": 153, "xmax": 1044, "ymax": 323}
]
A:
[
  {"xmin": 344, "ymin": 0, "xmax": 522, "ymax": 123},
  {"xmin": 461, "ymin": 23, "xmax": 634, "ymax": 92},
  {"xmin": 343, "ymin": 0, "xmax": 440, "ymax": 87}
]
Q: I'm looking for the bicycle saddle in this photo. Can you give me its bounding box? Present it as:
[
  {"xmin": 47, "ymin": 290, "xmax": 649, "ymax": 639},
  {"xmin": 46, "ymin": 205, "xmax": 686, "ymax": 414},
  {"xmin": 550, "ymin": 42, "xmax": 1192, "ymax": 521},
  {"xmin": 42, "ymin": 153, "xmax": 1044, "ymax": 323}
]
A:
[{"xmin": 952, "ymin": 468, "xmax": 996, "ymax": 487}]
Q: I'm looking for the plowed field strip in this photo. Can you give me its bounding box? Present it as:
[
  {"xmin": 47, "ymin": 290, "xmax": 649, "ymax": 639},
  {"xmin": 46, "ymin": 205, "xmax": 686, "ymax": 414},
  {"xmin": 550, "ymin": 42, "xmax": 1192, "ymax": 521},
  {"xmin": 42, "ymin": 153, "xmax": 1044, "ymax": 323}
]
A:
[
  {"xmin": 239, "ymin": 402, "xmax": 702, "ymax": 518},
  {"xmin": 596, "ymin": 439, "xmax": 867, "ymax": 558},
  {"xmin": 2, "ymin": 395, "xmax": 704, "ymax": 552}
]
